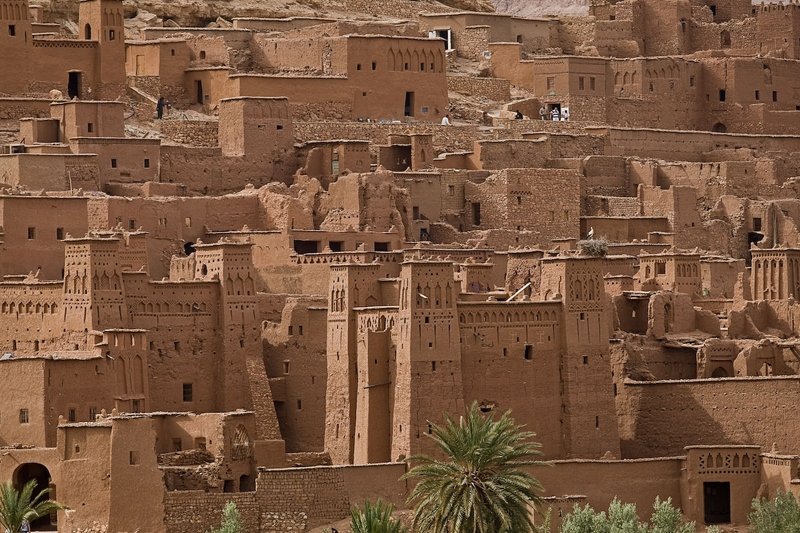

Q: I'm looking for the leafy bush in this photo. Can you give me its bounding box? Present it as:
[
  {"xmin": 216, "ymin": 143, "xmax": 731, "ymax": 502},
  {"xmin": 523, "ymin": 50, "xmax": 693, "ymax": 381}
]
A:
[
  {"xmin": 350, "ymin": 500, "xmax": 407, "ymax": 533},
  {"xmin": 560, "ymin": 497, "xmax": 695, "ymax": 533},
  {"xmin": 749, "ymin": 492, "xmax": 800, "ymax": 533},
  {"xmin": 578, "ymin": 238, "xmax": 609, "ymax": 257},
  {"xmin": 209, "ymin": 502, "xmax": 242, "ymax": 533}
]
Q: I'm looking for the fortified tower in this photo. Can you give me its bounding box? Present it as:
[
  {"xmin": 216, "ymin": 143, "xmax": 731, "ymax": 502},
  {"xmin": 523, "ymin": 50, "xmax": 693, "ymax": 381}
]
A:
[
  {"xmin": 63, "ymin": 236, "xmax": 127, "ymax": 336},
  {"xmin": 757, "ymin": 2, "xmax": 800, "ymax": 59},
  {"xmin": 394, "ymin": 260, "xmax": 464, "ymax": 459},
  {"xmin": 0, "ymin": 0, "xmax": 32, "ymax": 94},
  {"xmin": 540, "ymin": 255, "xmax": 620, "ymax": 458},
  {"xmin": 78, "ymin": 0, "xmax": 125, "ymax": 96},
  {"xmin": 324, "ymin": 262, "xmax": 383, "ymax": 464},
  {"xmin": 194, "ymin": 241, "xmax": 284, "ymax": 464}
]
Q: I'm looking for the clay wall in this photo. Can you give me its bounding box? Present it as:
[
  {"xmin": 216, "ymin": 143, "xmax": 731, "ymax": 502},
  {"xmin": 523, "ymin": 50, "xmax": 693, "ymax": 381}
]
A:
[
  {"xmin": 69, "ymin": 138, "xmax": 160, "ymax": 187},
  {"xmin": 163, "ymin": 492, "xmax": 259, "ymax": 533},
  {"xmin": 296, "ymin": 122, "xmax": 478, "ymax": 154},
  {"xmin": 0, "ymin": 98, "xmax": 52, "ymax": 120},
  {"xmin": 530, "ymin": 457, "xmax": 683, "ymax": 519},
  {"xmin": 0, "ymin": 154, "xmax": 99, "ymax": 191},
  {"xmin": 618, "ymin": 376, "xmax": 800, "ymax": 458},
  {"xmin": 756, "ymin": 3, "xmax": 800, "ymax": 59},
  {"xmin": 599, "ymin": 127, "xmax": 800, "ymax": 160},
  {"xmin": 464, "ymin": 168, "xmax": 581, "ymax": 245},
  {"xmin": 459, "ymin": 301, "xmax": 564, "ymax": 457},
  {"xmin": 0, "ymin": 196, "xmax": 89, "ymax": 280},
  {"xmin": 447, "ymin": 75, "xmax": 510, "ymax": 102},
  {"xmin": 263, "ymin": 299, "xmax": 328, "ymax": 452},
  {"xmin": 160, "ymin": 120, "xmax": 218, "ymax": 147}
]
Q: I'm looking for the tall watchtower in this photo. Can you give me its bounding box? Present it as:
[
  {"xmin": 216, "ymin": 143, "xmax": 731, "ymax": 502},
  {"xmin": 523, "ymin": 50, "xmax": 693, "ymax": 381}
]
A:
[
  {"xmin": 394, "ymin": 260, "xmax": 464, "ymax": 459},
  {"xmin": 194, "ymin": 241, "xmax": 285, "ymax": 464},
  {"xmin": 78, "ymin": 0, "xmax": 125, "ymax": 96},
  {"xmin": 63, "ymin": 236, "xmax": 127, "ymax": 335},
  {"xmin": 540, "ymin": 255, "xmax": 620, "ymax": 458}
]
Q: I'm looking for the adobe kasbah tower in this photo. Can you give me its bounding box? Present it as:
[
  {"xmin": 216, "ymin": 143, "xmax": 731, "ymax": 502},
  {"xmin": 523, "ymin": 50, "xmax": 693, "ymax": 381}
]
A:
[{"xmin": 2, "ymin": 0, "xmax": 800, "ymax": 529}]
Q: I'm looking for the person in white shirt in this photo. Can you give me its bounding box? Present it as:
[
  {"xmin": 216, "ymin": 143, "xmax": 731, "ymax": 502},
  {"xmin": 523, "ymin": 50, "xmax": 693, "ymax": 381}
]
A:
[{"xmin": 441, "ymin": 114, "xmax": 451, "ymax": 125}]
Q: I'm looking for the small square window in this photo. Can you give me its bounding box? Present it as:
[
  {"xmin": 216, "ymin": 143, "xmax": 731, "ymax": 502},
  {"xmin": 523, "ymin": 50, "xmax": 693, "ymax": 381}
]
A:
[
  {"xmin": 582, "ymin": 355, "xmax": 589, "ymax": 365},
  {"xmin": 144, "ymin": 158, "xmax": 150, "ymax": 168},
  {"xmin": 109, "ymin": 29, "xmax": 115, "ymax": 40},
  {"xmin": 182, "ymin": 383, "xmax": 193, "ymax": 402},
  {"xmin": 132, "ymin": 399, "xmax": 141, "ymax": 413},
  {"xmin": 27, "ymin": 227, "xmax": 35, "ymax": 240},
  {"xmin": 56, "ymin": 227, "xmax": 64, "ymax": 240},
  {"xmin": 773, "ymin": 91, "xmax": 778, "ymax": 102},
  {"xmin": 371, "ymin": 62, "xmax": 376, "ymax": 70},
  {"xmin": 8, "ymin": 25, "xmax": 15, "ymax": 36},
  {"xmin": 356, "ymin": 63, "xmax": 362, "ymax": 70},
  {"xmin": 297, "ymin": 399, "xmax": 302, "ymax": 410},
  {"xmin": 19, "ymin": 409, "xmax": 29, "ymax": 424},
  {"xmin": 447, "ymin": 185, "xmax": 455, "ymax": 195},
  {"xmin": 719, "ymin": 89, "xmax": 726, "ymax": 102},
  {"xmin": 87, "ymin": 123, "xmax": 93, "ymax": 133},
  {"xmin": 283, "ymin": 361, "xmax": 290, "ymax": 374},
  {"xmin": 111, "ymin": 158, "xmax": 117, "ymax": 168},
  {"xmin": 129, "ymin": 451, "xmax": 140, "ymax": 465},
  {"xmin": 689, "ymin": 76, "xmax": 695, "ymax": 87},
  {"xmin": 199, "ymin": 51, "xmax": 206, "ymax": 59},
  {"xmin": 128, "ymin": 219, "xmax": 135, "ymax": 230},
  {"xmin": 524, "ymin": 345, "xmax": 533, "ymax": 360},
  {"xmin": 171, "ymin": 48, "xmax": 175, "ymax": 56},
  {"xmin": 68, "ymin": 408, "xmax": 76, "ymax": 422},
  {"xmin": 171, "ymin": 438, "xmax": 182, "ymax": 452},
  {"xmin": 590, "ymin": 77, "xmax": 596, "ymax": 90},
  {"xmin": 89, "ymin": 407, "xmax": 98, "ymax": 420},
  {"xmin": 579, "ymin": 76, "xmax": 585, "ymax": 90},
  {"xmin": 546, "ymin": 77, "xmax": 555, "ymax": 91}
]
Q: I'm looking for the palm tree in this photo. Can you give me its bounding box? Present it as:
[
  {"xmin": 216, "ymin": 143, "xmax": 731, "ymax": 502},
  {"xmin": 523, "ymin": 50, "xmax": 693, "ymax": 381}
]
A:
[
  {"xmin": 0, "ymin": 480, "xmax": 64, "ymax": 533},
  {"xmin": 350, "ymin": 499, "xmax": 407, "ymax": 533},
  {"xmin": 403, "ymin": 402, "xmax": 544, "ymax": 533}
]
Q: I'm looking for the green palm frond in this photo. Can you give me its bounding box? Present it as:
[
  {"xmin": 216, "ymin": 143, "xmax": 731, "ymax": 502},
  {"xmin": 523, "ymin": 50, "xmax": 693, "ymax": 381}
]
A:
[
  {"xmin": 0, "ymin": 480, "xmax": 65, "ymax": 533},
  {"xmin": 403, "ymin": 402, "xmax": 544, "ymax": 533}
]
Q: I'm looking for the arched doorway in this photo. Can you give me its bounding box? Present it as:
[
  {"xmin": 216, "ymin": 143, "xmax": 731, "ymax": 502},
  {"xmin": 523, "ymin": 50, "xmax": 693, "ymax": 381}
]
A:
[
  {"xmin": 711, "ymin": 366, "xmax": 729, "ymax": 378},
  {"xmin": 712, "ymin": 122, "xmax": 727, "ymax": 133},
  {"xmin": 12, "ymin": 463, "xmax": 56, "ymax": 531}
]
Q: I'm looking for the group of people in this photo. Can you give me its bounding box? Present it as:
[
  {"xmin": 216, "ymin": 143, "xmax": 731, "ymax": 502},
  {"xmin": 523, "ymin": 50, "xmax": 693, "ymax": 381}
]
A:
[{"xmin": 539, "ymin": 105, "xmax": 570, "ymax": 121}]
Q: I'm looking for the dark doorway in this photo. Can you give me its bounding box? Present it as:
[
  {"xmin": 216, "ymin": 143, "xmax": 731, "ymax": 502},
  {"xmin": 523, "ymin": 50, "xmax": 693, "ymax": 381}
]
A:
[
  {"xmin": 712, "ymin": 122, "xmax": 727, "ymax": 133},
  {"xmin": 240, "ymin": 474, "xmax": 254, "ymax": 492},
  {"xmin": 68, "ymin": 71, "xmax": 82, "ymax": 99},
  {"xmin": 704, "ymin": 481, "xmax": 731, "ymax": 524},
  {"xmin": 293, "ymin": 240, "xmax": 320, "ymax": 254},
  {"xmin": 195, "ymin": 80, "xmax": 204, "ymax": 104},
  {"xmin": 13, "ymin": 463, "xmax": 56, "ymax": 530},
  {"xmin": 404, "ymin": 91, "xmax": 415, "ymax": 117}
]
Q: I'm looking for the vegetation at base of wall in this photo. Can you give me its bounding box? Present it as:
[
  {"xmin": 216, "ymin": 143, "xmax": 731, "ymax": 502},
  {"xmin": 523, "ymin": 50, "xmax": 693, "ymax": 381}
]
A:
[
  {"xmin": 403, "ymin": 401, "xmax": 544, "ymax": 533},
  {"xmin": 350, "ymin": 499, "xmax": 408, "ymax": 533},
  {"xmin": 209, "ymin": 501, "xmax": 243, "ymax": 533},
  {"xmin": 560, "ymin": 497, "xmax": 695, "ymax": 533},
  {"xmin": 578, "ymin": 238, "xmax": 609, "ymax": 257},
  {"xmin": 748, "ymin": 492, "xmax": 800, "ymax": 533},
  {"xmin": 0, "ymin": 480, "xmax": 65, "ymax": 533}
]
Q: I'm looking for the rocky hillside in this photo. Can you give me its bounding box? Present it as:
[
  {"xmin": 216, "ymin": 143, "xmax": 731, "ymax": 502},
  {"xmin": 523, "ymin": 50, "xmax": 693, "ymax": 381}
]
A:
[
  {"xmin": 493, "ymin": 0, "xmax": 588, "ymax": 17},
  {"xmin": 44, "ymin": 0, "xmax": 492, "ymax": 26}
]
